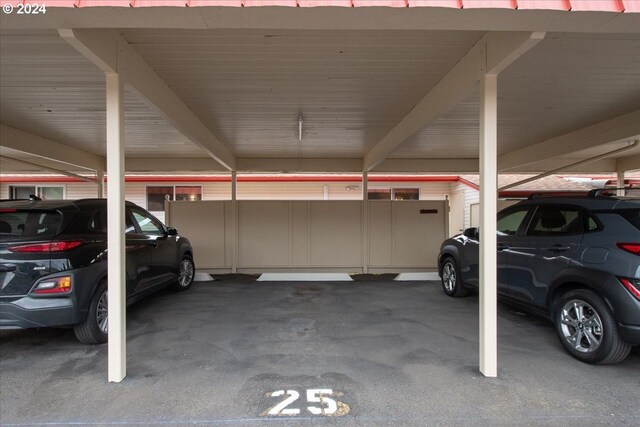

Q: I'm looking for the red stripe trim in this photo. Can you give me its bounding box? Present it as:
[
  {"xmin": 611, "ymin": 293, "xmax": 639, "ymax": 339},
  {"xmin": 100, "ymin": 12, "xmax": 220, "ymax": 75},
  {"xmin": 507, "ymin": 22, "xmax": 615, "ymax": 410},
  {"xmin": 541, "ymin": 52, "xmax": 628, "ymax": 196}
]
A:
[
  {"xmin": 1, "ymin": 175, "xmax": 461, "ymax": 183},
  {"xmin": 457, "ymin": 177, "xmax": 479, "ymax": 190},
  {"xmin": 127, "ymin": 176, "xmax": 229, "ymax": 182},
  {"xmin": 0, "ymin": 177, "xmax": 86, "ymax": 183}
]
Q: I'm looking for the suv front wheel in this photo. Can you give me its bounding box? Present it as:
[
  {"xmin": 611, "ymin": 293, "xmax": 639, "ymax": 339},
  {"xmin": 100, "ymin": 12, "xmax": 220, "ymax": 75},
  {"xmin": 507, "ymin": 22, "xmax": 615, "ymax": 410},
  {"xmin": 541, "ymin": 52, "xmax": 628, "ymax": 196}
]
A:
[
  {"xmin": 554, "ymin": 289, "xmax": 631, "ymax": 364},
  {"xmin": 441, "ymin": 257, "xmax": 468, "ymax": 297}
]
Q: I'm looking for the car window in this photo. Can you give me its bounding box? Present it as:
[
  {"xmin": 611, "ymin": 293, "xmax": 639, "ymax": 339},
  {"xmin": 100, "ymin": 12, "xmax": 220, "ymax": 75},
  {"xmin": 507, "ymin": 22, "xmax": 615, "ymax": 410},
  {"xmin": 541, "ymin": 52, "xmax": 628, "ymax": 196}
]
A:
[
  {"xmin": 88, "ymin": 210, "xmax": 136, "ymax": 234},
  {"xmin": 497, "ymin": 207, "xmax": 530, "ymax": 236},
  {"xmin": 130, "ymin": 208, "xmax": 165, "ymax": 236},
  {"xmin": 526, "ymin": 206, "xmax": 582, "ymax": 236},
  {"xmin": 586, "ymin": 214, "xmax": 600, "ymax": 232},
  {"xmin": 0, "ymin": 210, "xmax": 61, "ymax": 240},
  {"xmin": 617, "ymin": 209, "xmax": 640, "ymax": 231}
]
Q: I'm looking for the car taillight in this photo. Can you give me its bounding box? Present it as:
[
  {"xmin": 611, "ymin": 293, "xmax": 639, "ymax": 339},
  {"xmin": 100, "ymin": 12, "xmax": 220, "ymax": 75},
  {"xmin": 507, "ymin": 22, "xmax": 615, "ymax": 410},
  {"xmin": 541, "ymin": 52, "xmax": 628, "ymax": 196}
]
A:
[
  {"xmin": 618, "ymin": 277, "xmax": 640, "ymax": 300},
  {"xmin": 8, "ymin": 241, "xmax": 83, "ymax": 253},
  {"xmin": 617, "ymin": 243, "xmax": 640, "ymax": 256},
  {"xmin": 32, "ymin": 276, "xmax": 72, "ymax": 295}
]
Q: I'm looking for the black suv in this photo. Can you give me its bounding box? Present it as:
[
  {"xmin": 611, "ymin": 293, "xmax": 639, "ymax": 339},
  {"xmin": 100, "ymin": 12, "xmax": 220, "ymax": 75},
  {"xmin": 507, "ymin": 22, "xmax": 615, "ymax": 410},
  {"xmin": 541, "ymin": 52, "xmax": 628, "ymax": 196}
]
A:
[
  {"xmin": 438, "ymin": 194, "xmax": 640, "ymax": 364},
  {"xmin": 0, "ymin": 199, "xmax": 195, "ymax": 344}
]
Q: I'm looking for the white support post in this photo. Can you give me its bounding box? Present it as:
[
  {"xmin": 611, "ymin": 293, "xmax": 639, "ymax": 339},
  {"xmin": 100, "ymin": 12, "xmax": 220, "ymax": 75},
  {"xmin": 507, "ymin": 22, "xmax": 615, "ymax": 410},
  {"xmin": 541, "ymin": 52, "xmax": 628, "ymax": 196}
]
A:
[
  {"xmin": 106, "ymin": 73, "xmax": 126, "ymax": 383},
  {"xmin": 617, "ymin": 170, "xmax": 626, "ymax": 197},
  {"xmin": 97, "ymin": 167, "xmax": 104, "ymax": 198},
  {"xmin": 479, "ymin": 73, "xmax": 498, "ymax": 378},
  {"xmin": 362, "ymin": 171, "xmax": 369, "ymax": 274},
  {"xmin": 231, "ymin": 171, "xmax": 238, "ymax": 274}
]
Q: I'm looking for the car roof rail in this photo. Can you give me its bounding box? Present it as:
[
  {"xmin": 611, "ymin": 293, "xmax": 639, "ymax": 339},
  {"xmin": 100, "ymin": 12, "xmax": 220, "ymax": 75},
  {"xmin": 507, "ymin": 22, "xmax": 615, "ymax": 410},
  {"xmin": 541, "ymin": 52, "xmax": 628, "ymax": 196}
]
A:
[
  {"xmin": 588, "ymin": 189, "xmax": 615, "ymax": 198},
  {"xmin": 526, "ymin": 191, "xmax": 585, "ymax": 200}
]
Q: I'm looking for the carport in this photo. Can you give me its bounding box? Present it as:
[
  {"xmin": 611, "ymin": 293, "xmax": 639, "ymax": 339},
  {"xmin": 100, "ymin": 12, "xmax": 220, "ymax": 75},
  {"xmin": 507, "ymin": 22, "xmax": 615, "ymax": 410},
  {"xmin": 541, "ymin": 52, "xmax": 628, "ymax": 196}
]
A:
[{"xmin": 1, "ymin": 1, "xmax": 639, "ymax": 386}]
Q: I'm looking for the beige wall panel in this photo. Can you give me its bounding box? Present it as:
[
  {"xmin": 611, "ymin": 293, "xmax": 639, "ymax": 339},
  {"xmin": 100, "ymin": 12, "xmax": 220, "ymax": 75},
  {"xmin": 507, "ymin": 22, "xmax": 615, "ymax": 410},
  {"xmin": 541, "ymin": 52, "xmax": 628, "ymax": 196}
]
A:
[
  {"xmin": 168, "ymin": 201, "xmax": 226, "ymax": 269},
  {"xmin": 470, "ymin": 203, "xmax": 480, "ymax": 228},
  {"xmin": 224, "ymin": 201, "xmax": 234, "ymax": 269},
  {"xmin": 291, "ymin": 202, "xmax": 310, "ymax": 266},
  {"xmin": 449, "ymin": 189, "xmax": 465, "ymax": 236},
  {"xmin": 238, "ymin": 181, "xmax": 325, "ymax": 200},
  {"xmin": 392, "ymin": 201, "xmax": 446, "ymax": 268},
  {"xmin": 238, "ymin": 201, "xmax": 291, "ymax": 267},
  {"xmin": 368, "ymin": 202, "xmax": 393, "ymax": 267},
  {"xmin": 309, "ymin": 201, "xmax": 362, "ymax": 267},
  {"xmin": 67, "ymin": 182, "xmax": 98, "ymax": 199},
  {"xmin": 204, "ymin": 182, "xmax": 231, "ymax": 199}
]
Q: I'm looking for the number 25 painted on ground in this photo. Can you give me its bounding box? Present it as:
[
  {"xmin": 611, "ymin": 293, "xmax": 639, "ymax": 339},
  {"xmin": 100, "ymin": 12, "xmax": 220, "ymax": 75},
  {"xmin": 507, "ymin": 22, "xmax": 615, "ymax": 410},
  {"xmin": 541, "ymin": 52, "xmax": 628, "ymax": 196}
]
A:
[{"xmin": 267, "ymin": 389, "xmax": 337, "ymax": 416}]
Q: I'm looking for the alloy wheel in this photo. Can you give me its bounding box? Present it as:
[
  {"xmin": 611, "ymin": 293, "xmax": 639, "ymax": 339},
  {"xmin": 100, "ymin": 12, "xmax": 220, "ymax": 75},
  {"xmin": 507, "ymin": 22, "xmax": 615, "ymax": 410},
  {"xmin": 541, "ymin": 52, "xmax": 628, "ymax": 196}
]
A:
[
  {"xmin": 96, "ymin": 291, "xmax": 108, "ymax": 334},
  {"xmin": 178, "ymin": 258, "xmax": 194, "ymax": 287},
  {"xmin": 442, "ymin": 262, "xmax": 456, "ymax": 293},
  {"xmin": 559, "ymin": 299, "xmax": 603, "ymax": 353}
]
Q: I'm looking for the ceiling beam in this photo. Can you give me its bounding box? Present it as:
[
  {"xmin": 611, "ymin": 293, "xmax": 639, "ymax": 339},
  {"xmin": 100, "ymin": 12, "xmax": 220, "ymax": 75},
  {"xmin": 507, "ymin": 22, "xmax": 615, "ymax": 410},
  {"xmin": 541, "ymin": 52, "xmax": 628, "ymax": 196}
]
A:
[
  {"xmin": 0, "ymin": 155, "xmax": 97, "ymax": 183},
  {"xmin": 236, "ymin": 158, "xmax": 363, "ymax": 173},
  {"xmin": 375, "ymin": 158, "xmax": 479, "ymax": 173},
  {"xmin": 617, "ymin": 154, "xmax": 640, "ymax": 172},
  {"xmin": 498, "ymin": 110, "xmax": 640, "ymax": 171},
  {"xmin": 376, "ymin": 158, "xmax": 622, "ymax": 174},
  {"xmin": 59, "ymin": 29, "xmax": 236, "ymax": 171},
  {"xmin": 510, "ymin": 158, "xmax": 617, "ymax": 174},
  {"xmin": 110, "ymin": 156, "xmax": 625, "ymax": 174},
  {"xmin": 125, "ymin": 158, "xmax": 227, "ymax": 173},
  {"xmin": 363, "ymin": 31, "xmax": 545, "ymax": 171},
  {"xmin": 0, "ymin": 124, "xmax": 104, "ymax": 172}
]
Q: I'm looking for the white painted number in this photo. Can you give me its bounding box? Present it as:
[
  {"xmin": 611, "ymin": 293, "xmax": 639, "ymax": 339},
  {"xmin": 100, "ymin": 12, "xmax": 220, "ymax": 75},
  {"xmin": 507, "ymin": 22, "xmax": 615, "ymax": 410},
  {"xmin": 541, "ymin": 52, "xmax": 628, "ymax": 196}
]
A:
[
  {"xmin": 268, "ymin": 390, "xmax": 300, "ymax": 416},
  {"xmin": 265, "ymin": 388, "xmax": 347, "ymax": 417},
  {"xmin": 307, "ymin": 389, "xmax": 338, "ymax": 415}
]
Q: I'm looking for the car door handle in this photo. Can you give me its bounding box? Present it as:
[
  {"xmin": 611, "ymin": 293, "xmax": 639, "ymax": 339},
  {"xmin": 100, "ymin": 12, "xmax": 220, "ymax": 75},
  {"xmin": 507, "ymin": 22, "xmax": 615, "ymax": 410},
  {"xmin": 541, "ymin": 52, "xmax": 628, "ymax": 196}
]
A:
[
  {"xmin": 497, "ymin": 244, "xmax": 510, "ymax": 251},
  {"xmin": 148, "ymin": 241, "xmax": 158, "ymax": 248},
  {"xmin": 546, "ymin": 244, "xmax": 570, "ymax": 252}
]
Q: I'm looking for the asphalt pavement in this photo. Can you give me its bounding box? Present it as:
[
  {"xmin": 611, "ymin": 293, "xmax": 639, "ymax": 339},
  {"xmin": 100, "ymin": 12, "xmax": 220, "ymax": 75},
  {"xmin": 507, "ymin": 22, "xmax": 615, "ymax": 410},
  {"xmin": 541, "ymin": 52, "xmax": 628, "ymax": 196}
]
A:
[{"xmin": 1, "ymin": 275, "xmax": 639, "ymax": 426}]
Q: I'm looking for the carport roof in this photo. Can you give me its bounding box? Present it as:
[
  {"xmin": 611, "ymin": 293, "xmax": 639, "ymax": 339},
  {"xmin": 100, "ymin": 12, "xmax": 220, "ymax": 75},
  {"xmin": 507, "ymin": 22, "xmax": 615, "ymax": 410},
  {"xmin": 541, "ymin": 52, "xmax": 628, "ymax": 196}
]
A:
[
  {"xmin": 1, "ymin": 5, "xmax": 639, "ymax": 175},
  {"xmin": 8, "ymin": 1, "xmax": 640, "ymax": 13}
]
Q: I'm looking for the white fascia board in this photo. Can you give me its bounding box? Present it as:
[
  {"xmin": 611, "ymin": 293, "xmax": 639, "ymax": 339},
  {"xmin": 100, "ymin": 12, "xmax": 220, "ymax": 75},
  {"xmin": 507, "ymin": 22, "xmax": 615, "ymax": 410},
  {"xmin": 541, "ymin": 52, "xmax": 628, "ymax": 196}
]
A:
[
  {"xmin": 59, "ymin": 29, "xmax": 236, "ymax": 171},
  {"xmin": 0, "ymin": 124, "xmax": 104, "ymax": 172},
  {"xmin": 363, "ymin": 32, "xmax": 544, "ymax": 172},
  {"xmin": 498, "ymin": 110, "xmax": 640, "ymax": 172}
]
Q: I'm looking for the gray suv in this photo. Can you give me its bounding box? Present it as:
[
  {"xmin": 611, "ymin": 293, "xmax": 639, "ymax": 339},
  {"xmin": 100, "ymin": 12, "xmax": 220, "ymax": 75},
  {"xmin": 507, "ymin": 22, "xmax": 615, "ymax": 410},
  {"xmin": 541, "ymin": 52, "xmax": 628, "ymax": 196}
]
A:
[{"xmin": 438, "ymin": 194, "xmax": 640, "ymax": 364}]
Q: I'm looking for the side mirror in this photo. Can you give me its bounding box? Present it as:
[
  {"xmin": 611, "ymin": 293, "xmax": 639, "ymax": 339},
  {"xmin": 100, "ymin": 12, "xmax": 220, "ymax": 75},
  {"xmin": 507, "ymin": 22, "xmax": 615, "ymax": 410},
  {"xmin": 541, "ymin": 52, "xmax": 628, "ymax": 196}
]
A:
[
  {"xmin": 166, "ymin": 227, "xmax": 178, "ymax": 236},
  {"xmin": 463, "ymin": 227, "xmax": 479, "ymax": 240}
]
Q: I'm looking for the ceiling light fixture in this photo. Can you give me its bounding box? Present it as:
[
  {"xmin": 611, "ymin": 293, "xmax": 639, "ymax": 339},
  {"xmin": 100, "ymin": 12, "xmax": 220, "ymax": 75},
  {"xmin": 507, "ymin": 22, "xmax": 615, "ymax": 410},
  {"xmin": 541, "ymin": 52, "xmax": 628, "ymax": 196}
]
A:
[{"xmin": 298, "ymin": 113, "xmax": 303, "ymax": 142}]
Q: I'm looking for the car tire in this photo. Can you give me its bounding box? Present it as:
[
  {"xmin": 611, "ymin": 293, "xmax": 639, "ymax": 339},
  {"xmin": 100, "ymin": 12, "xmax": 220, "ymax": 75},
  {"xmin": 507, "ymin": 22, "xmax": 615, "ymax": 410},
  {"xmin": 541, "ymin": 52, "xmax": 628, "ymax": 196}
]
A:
[
  {"xmin": 170, "ymin": 255, "xmax": 195, "ymax": 292},
  {"xmin": 73, "ymin": 280, "xmax": 108, "ymax": 345},
  {"xmin": 553, "ymin": 289, "xmax": 632, "ymax": 364},
  {"xmin": 441, "ymin": 257, "xmax": 468, "ymax": 297}
]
